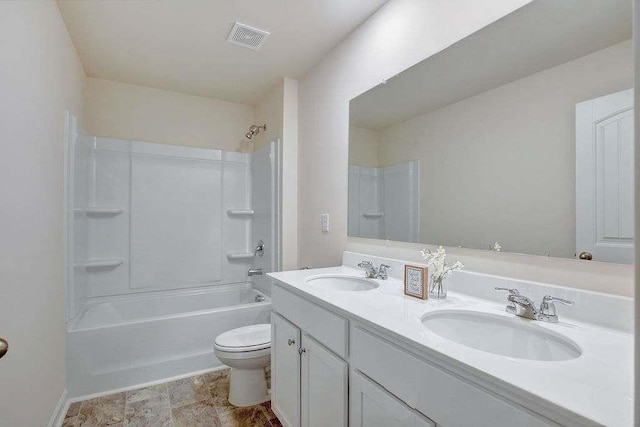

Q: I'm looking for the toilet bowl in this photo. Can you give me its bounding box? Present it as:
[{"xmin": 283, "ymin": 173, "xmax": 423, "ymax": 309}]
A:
[{"xmin": 214, "ymin": 323, "xmax": 271, "ymax": 407}]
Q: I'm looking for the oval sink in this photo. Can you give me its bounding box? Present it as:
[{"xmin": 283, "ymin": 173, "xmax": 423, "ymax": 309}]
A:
[
  {"xmin": 305, "ymin": 275, "xmax": 379, "ymax": 292},
  {"xmin": 421, "ymin": 310, "xmax": 581, "ymax": 361}
]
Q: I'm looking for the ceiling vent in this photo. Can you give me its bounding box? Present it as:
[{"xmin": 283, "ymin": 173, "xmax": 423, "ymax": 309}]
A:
[{"xmin": 227, "ymin": 22, "xmax": 270, "ymax": 51}]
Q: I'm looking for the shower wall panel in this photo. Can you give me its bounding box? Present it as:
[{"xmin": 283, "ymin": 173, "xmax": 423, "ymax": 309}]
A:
[
  {"xmin": 383, "ymin": 160, "xmax": 420, "ymax": 243},
  {"xmin": 67, "ymin": 118, "xmax": 92, "ymax": 320},
  {"xmin": 221, "ymin": 151, "xmax": 253, "ymax": 282},
  {"xmin": 67, "ymin": 127, "xmax": 259, "ymax": 317},
  {"xmin": 87, "ymin": 138, "xmax": 131, "ymax": 297},
  {"xmin": 249, "ymin": 141, "xmax": 281, "ymax": 294},
  {"xmin": 348, "ymin": 161, "xmax": 420, "ymax": 242},
  {"xmin": 131, "ymin": 144, "xmax": 223, "ymax": 290},
  {"xmin": 348, "ymin": 165, "xmax": 384, "ymax": 239}
]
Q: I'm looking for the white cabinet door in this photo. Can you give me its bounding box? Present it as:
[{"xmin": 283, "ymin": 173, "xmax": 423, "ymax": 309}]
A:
[
  {"xmin": 272, "ymin": 313, "xmax": 301, "ymax": 427},
  {"xmin": 300, "ymin": 334, "xmax": 348, "ymax": 427},
  {"xmin": 576, "ymin": 89, "xmax": 634, "ymax": 264},
  {"xmin": 350, "ymin": 371, "xmax": 435, "ymax": 427}
]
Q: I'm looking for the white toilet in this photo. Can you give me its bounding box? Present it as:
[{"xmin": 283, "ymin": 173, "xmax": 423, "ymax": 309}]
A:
[{"xmin": 214, "ymin": 323, "xmax": 271, "ymax": 407}]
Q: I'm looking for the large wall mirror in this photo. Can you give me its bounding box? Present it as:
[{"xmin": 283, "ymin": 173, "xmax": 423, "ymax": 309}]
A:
[{"xmin": 348, "ymin": 0, "xmax": 634, "ymax": 264}]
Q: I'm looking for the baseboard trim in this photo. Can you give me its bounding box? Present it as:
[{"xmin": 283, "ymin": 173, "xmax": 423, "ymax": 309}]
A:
[{"xmin": 47, "ymin": 389, "xmax": 69, "ymax": 427}]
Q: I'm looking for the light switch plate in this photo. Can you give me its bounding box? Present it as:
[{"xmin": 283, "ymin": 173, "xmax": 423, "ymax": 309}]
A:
[{"xmin": 321, "ymin": 213, "xmax": 330, "ymax": 233}]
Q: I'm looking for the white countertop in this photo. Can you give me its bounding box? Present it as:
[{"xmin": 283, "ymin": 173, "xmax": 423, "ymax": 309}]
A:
[{"xmin": 268, "ymin": 265, "xmax": 633, "ymax": 427}]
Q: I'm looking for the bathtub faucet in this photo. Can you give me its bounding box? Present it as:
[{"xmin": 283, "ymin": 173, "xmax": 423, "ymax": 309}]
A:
[{"xmin": 248, "ymin": 268, "xmax": 263, "ymax": 277}]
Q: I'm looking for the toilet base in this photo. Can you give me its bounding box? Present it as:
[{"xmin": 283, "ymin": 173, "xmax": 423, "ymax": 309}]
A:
[{"xmin": 228, "ymin": 367, "xmax": 269, "ymax": 407}]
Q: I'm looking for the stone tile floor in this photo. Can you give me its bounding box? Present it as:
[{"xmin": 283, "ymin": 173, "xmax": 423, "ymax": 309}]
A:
[{"xmin": 62, "ymin": 369, "xmax": 282, "ymax": 427}]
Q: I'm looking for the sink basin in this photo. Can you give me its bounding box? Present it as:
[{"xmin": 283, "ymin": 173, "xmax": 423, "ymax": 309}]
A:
[
  {"xmin": 305, "ymin": 275, "xmax": 379, "ymax": 292},
  {"xmin": 421, "ymin": 310, "xmax": 581, "ymax": 361}
]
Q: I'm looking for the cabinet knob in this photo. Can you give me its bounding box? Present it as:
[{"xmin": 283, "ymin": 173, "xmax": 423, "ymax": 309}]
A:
[
  {"xmin": 298, "ymin": 348, "xmax": 306, "ymax": 355},
  {"xmin": 288, "ymin": 339, "xmax": 296, "ymax": 346}
]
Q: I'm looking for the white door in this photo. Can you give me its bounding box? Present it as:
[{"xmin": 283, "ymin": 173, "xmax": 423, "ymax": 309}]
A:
[
  {"xmin": 300, "ymin": 334, "xmax": 348, "ymax": 427},
  {"xmin": 576, "ymin": 89, "xmax": 634, "ymax": 264},
  {"xmin": 350, "ymin": 372, "xmax": 435, "ymax": 427},
  {"xmin": 272, "ymin": 313, "xmax": 301, "ymax": 427}
]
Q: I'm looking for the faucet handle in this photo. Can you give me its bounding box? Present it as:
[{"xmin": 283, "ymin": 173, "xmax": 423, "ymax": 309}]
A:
[
  {"xmin": 541, "ymin": 295, "xmax": 574, "ymax": 306},
  {"xmin": 539, "ymin": 295, "xmax": 574, "ymax": 323},
  {"xmin": 377, "ymin": 264, "xmax": 392, "ymax": 279},
  {"xmin": 494, "ymin": 287, "xmax": 520, "ymax": 295}
]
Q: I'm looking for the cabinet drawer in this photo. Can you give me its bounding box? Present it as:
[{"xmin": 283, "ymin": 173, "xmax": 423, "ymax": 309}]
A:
[
  {"xmin": 351, "ymin": 326, "xmax": 557, "ymax": 427},
  {"xmin": 272, "ymin": 284, "xmax": 348, "ymax": 358}
]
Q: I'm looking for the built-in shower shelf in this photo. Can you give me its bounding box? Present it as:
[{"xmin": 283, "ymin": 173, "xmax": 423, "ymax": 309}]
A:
[
  {"xmin": 79, "ymin": 258, "xmax": 124, "ymax": 270},
  {"xmin": 226, "ymin": 253, "xmax": 255, "ymax": 261},
  {"xmin": 74, "ymin": 207, "xmax": 124, "ymax": 217},
  {"xmin": 227, "ymin": 209, "xmax": 255, "ymax": 217},
  {"xmin": 362, "ymin": 212, "xmax": 384, "ymax": 219},
  {"xmin": 86, "ymin": 207, "xmax": 124, "ymax": 216}
]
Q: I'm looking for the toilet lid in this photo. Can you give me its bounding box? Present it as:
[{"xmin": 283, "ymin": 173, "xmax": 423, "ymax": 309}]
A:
[{"xmin": 215, "ymin": 324, "xmax": 271, "ymax": 351}]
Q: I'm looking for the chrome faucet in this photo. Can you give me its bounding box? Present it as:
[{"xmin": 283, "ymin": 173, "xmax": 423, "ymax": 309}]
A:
[
  {"xmin": 495, "ymin": 288, "xmax": 574, "ymax": 323},
  {"xmin": 494, "ymin": 287, "xmax": 519, "ymax": 314},
  {"xmin": 507, "ymin": 294, "xmax": 539, "ymax": 320},
  {"xmin": 357, "ymin": 261, "xmax": 392, "ymax": 280},
  {"xmin": 357, "ymin": 261, "xmax": 376, "ymax": 278}
]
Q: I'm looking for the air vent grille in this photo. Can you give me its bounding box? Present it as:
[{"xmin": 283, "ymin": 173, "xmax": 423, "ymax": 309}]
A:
[{"xmin": 227, "ymin": 22, "xmax": 270, "ymax": 51}]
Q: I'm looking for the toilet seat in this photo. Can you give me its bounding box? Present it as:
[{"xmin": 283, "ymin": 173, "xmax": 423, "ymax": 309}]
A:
[{"xmin": 214, "ymin": 324, "xmax": 271, "ymax": 353}]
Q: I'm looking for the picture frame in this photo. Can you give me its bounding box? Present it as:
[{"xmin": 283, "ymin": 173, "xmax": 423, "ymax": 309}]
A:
[{"xmin": 404, "ymin": 264, "xmax": 428, "ymax": 300}]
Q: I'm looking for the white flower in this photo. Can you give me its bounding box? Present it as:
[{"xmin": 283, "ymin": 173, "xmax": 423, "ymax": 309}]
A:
[
  {"xmin": 420, "ymin": 246, "xmax": 464, "ymax": 280},
  {"xmin": 490, "ymin": 242, "xmax": 501, "ymax": 252}
]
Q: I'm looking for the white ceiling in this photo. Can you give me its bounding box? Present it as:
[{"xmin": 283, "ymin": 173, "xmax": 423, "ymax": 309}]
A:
[
  {"xmin": 350, "ymin": 0, "xmax": 632, "ymax": 130},
  {"xmin": 57, "ymin": 0, "xmax": 388, "ymax": 105}
]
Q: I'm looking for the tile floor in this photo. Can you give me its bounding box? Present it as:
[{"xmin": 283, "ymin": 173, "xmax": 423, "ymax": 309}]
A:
[{"xmin": 62, "ymin": 369, "xmax": 281, "ymax": 427}]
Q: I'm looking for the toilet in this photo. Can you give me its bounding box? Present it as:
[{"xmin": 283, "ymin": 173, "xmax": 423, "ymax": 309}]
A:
[{"xmin": 214, "ymin": 324, "xmax": 271, "ymax": 407}]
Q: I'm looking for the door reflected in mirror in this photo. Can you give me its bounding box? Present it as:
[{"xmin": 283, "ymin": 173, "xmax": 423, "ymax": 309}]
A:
[{"xmin": 348, "ymin": 0, "xmax": 634, "ymax": 263}]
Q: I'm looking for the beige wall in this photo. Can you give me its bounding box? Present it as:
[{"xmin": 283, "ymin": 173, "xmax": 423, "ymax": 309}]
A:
[
  {"xmin": 0, "ymin": 2, "xmax": 85, "ymax": 425},
  {"xmin": 84, "ymin": 77, "xmax": 254, "ymax": 151},
  {"xmin": 254, "ymin": 81, "xmax": 285, "ymax": 152},
  {"xmin": 349, "ymin": 126, "xmax": 379, "ymax": 167},
  {"xmin": 298, "ymin": 0, "xmax": 633, "ymax": 295},
  {"xmin": 377, "ymin": 40, "xmax": 633, "ymax": 258}
]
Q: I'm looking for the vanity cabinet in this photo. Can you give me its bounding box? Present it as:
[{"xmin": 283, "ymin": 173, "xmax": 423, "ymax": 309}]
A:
[
  {"xmin": 350, "ymin": 326, "xmax": 556, "ymax": 427},
  {"xmin": 271, "ymin": 286, "xmax": 348, "ymax": 427},
  {"xmin": 270, "ymin": 280, "xmax": 569, "ymax": 427}
]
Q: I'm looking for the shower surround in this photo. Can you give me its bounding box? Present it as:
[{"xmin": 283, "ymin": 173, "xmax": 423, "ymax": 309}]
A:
[{"xmin": 65, "ymin": 114, "xmax": 281, "ymax": 397}]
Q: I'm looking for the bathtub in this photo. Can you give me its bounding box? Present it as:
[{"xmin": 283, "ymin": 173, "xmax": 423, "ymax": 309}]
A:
[{"xmin": 67, "ymin": 283, "xmax": 270, "ymax": 398}]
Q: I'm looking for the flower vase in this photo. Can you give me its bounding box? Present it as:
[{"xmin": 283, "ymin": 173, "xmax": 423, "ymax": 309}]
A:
[{"xmin": 429, "ymin": 275, "xmax": 447, "ymax": 299}]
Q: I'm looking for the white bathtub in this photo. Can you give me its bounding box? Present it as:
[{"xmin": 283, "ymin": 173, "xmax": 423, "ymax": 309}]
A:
[{"xmin": 67, "ymin": 283, "xmax": 270, "ymax": 398}]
